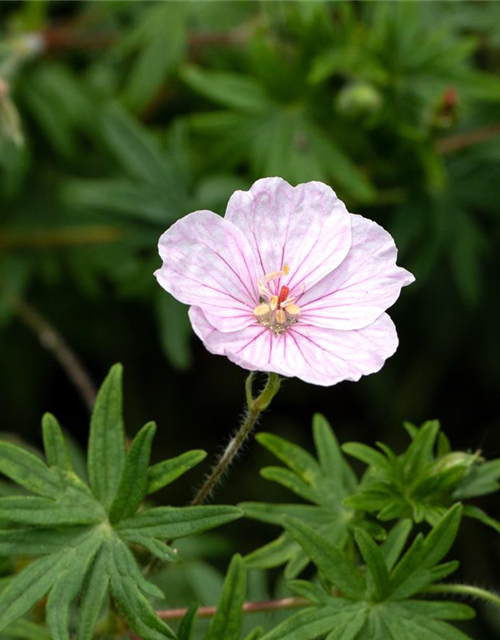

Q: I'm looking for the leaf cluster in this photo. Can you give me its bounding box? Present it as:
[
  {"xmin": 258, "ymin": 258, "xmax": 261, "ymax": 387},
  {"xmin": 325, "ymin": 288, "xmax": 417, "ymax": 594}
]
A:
[
  {"xmin": 260, "ymin": 505, "xmax": 475, "ymax": 640},
  {"xmin": 343, "ymin": 420, "xmax": 500, "ymax": 530},
  {"xmin": 0, "ymin": 364, "xmax": 241, "ymax": 640}
]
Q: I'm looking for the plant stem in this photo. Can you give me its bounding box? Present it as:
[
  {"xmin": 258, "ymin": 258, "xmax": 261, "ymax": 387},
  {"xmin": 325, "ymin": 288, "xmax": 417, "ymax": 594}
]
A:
[
  {"xmin": 156, "ymin": 596, "xmax": 308, "ymax": 621},
  {"xmin": 1, "ymin": 288, "xmax": 97, "ymax": 412},
  {"xmin": 425, "ymin": 583, "xmax": 500, "ymax": 609},
  {"xmin": 436, "ymin": 122, "xmax": 500, "ymax": 154},
  {"xmin": 191, "ymin": 372, "xmax": 281, "ymax": 506}
]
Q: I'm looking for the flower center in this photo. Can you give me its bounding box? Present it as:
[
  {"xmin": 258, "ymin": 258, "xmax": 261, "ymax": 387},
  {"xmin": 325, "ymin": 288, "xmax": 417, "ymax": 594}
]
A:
[{"xmin": 253, "ymin": 265, "xmax": 301, "ymax": 335}]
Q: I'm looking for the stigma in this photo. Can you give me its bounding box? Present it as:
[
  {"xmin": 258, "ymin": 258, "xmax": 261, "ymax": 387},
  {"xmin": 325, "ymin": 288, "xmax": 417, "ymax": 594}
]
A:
[{"xmin": 253, "ymin": 266, "xmax": 301, "ymax": 335}]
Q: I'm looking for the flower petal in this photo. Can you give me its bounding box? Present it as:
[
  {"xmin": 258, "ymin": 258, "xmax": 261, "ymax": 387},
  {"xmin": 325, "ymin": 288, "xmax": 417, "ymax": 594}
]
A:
[
  {"xmin": 189, "ymin": 306, "xmax": 398, "ymax": 387},
  {"xmin": 155, "ymin": 211, "xmax": 259, "ymax": 332},
  {"xmin": 297, "ymin": 214, "xmax": 415, "ymax": 330},
  {"xmin": 273, "ymin": 314, "xmax": 399, "ymax": 386},
  {"xmin": 225, "ymin": 178, "xmax": 352, "ymax": 293},
  {"xmin": 188, "ymin": 307, "xmax": 288, "ymax": 375}
]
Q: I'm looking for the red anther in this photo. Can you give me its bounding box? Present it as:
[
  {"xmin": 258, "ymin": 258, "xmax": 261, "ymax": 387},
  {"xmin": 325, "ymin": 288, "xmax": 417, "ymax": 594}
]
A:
[{"xmin": 278, "ymin": 285, "xmax": 289, "ymax": 304}]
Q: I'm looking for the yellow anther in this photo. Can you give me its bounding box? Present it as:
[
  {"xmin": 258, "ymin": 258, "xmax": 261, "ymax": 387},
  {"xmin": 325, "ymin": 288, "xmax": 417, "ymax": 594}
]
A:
[
  {"xmin": 275, "ymin": 309, "xmax": 286, "ymax": 324},
  {"xmin": 285, "ymin": 304, "xmax": 301, "ymax": 316},
  {"xmin": 270, "ymin": 296, "xmax": 279, "ymax": 311},
  {"xmin": 264, "ymin": 264, "xmax": 290, "ymax": 283},
  {"xmin": 253, "ymin": 303, "xmax": 271, "ymax": 317}
]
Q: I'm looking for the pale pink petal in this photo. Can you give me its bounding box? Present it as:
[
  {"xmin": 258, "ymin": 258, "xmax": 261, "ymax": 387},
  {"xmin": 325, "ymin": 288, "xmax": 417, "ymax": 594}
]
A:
[
  {"xmin": 189, "ymin": 306, "xmax": 398, "ymax": 386},
  {"xmin": 297, "ymin": 215, "xmax": 415, "ymax": 330},
  {"xmin": 225, "ymin": 178, "xmax": 352, "ymax": 293},
  {"xmin": 189, "ymin": 307, "xmax": 288, "ymax": 376},
  {"xmin": 155, "ymin": 211, "xmax": 260, "ymax": 332},
  {"xmin": 272, "ymin": 314, "xmax": 399, "ymax": 386}
]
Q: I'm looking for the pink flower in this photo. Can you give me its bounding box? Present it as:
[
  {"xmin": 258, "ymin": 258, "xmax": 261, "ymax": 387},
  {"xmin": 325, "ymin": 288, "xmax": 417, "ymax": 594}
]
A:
[{"xmin": 155, "ymin": 178, "xmax": 414, "ymax": 386}]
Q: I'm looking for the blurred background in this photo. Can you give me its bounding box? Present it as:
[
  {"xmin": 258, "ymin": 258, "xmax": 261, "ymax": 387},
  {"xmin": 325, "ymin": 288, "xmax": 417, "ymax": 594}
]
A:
[{"xmin": 1, "ymin": 2, "xmax": 500, "ymax": 637}]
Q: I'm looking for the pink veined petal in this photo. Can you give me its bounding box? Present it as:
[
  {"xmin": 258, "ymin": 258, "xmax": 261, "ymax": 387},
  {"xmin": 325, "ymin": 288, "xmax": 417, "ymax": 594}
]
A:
[
  {"xmin": 189, "ymin": 306, "xmax": 289, "ymax": 376},
  {"xmin": 189, "ymin": 307, "xmax": 398, "ymax": 387},
  {"xmin": 225, "ymin": 177, "xmax": 352, "ymax": 293},
  {"xmin": 155, "ymin": 211, "xmax": 260, "ymax": 332},
  {"xmin": 297, "ymin": 214, "xmax": 415, "ymax": 330},
  {"xmin": 272, "ymin": 314, "xmax": 399, "ymax": 386}
]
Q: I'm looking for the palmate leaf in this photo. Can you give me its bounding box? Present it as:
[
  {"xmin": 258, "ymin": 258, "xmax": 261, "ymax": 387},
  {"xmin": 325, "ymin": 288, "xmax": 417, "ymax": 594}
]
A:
[
  {"xmin": 242, "ymin": 415, "xmax": 378, "ymax": 578},
  {"xmin": 261, "ymin": 505, "xmax": 474, "ymax": 640},
  {"xmin": 177, "ymin": 555, "xmax": 247, "ymax": 640},
  {"xmin": 342, "ymin": 420, "xmax": 499, "ymax": 529},
  {"xmin": 0, "ymin": 364, "xmax": 242, "ymax": 640}
]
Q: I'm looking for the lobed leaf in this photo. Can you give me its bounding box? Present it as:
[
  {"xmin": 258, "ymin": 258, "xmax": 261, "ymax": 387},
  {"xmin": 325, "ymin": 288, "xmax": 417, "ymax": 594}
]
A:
[
  {"xmin": 284, "ymin": 517, "xmax": 365, "ymax": 600},
  {"xmin": 109, "ymin": 421, "xmax": 156, "ymax": 523},
  {"xmin": 117, "ymin": 505, "xmax": 243, "ymax": 539},
  {"xmin": 0, "ymin": 441, "xmax": 62, "ymax": 498},
  {"xmin": 146, "ymin": 449, "xmax": 207, "ymax": 495},
  {"xmin": 87, "ymin": 363, "xmax": 126, "ymax": 510},
  {"xmin": 42, "ymin": 413, "xmax": 72, "ymax": 472},
  {"xmin": 206, "ymin": 554, "xmax": 246, "ymax": 640}
]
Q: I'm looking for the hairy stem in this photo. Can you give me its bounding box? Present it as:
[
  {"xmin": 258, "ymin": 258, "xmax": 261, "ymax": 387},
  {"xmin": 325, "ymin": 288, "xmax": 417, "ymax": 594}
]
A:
[
  {"xmin": 425, "ymin": 583, "xmax": 500, "ymax": 609},
  {"xmin": 191, "ymin": 372, "xmax": 281, "ymax": 506},
  {"xmin": 1, "ymin": 288, "xmax": 97, "ymax": 412}
]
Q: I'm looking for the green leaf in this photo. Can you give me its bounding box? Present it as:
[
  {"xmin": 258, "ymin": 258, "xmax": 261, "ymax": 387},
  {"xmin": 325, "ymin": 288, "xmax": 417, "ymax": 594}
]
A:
[
  {"xmin": 256, "ymin": 433, "xmax": 321, "ymax": 484},
  {"xmin": 46, "ymin": 533, "xmax": 103, "ymax": 640},
  {"xmin": 354, "ymin": 529, "xmax": 390, "ymax": 601},
  {"xmin": 147, "ymin": 449, "xmax": 207, "ymax": 495},
  {"xmin": 0, "ymin": 534, "xmax": 86, "ymax": 631},
  {"xmin": 244, "ymin": 533, "xmax": 298, "ymax": 570},
  {"xmin": 380, "ymin": 520, "xmax": 413, "ymax": 571},
  {"xmin": 0, "ymin": 527, "xmax": 90, "ymax": 556},
  {"xmin": 64, "ymin": 178, "xmax": 180, "ymax": 224},
  {"xmin": 260, "ymin": 467, "xmax": 318, "ymax": 503},
  {"xmin": 403, "ymin": 421, "xmax": 441, "ymax": 476},
  {"xmin": 341, "ymin": 443, "xmax": 389, "ymax": 470},
  {"xmin": 284, "ymin": 517, "xmax": 365, "ymax": 600},
  {"xmin": 0, "ymin": 441, "xmax": 62, "ymax": 498},
  {"xmin": 109, "ymin": 422, "xmax": 156, "ymax": 523},
  {"xmin": 260, "ymin": 603, "xmax": 367, "ymax": 640},
  {"xmin": 206, "ymin": 554, "xmax": 246, "ymax": 640},
  {"xmin": 117, "ymin": 505, "xmax": 243, "ymax": 539},
  {"xmin": 119, "ymin": 530, "xmax": 180, "ymax": 563},
  {"xmin": 76, "ymin": 544, "xmax": 110, "ymax": 640},
  {"xmin": 110, "ymin": 535, "xmax": 164, "ymax": 600},
  {"xmin": 312, "ymin": 414, "xmax": 343, "ymax": 487},
  {"xmin": 41, "ymin": 413, "xmax": 72, "ymax": 472},
  {"xmin": 287, "ymin": 580, "xmax": 333, "ymax": 606},
  {"xmin": 87, "ymin": 363, "xmax": 126, "ymax": 510},
  {"xmin": 177, "ymin": 603, "xmax": 198, "ymax": 640},
  {"xmin": 1, "ymin": 619, "xmax": 51, "ymax": 640},
  {"xmin": 463, "ymin": 505, "xmax": 500, "ymax": 534},
  {"xmin": 0, "ymin": 495, "xmax": 104, "ymax": 526},
  {"xmin": 101, "ymin": 106, "xmax": 180, "ymax": 195},
  {"xmin": 389, "ymin": 505, "xmax": 463, "ymax": 599},
  {"xmin": 181, "ymin": 65, "xmax": 272, "ymax": 112},
  {"xmin": 109, "ymin": 571, "xmax": 175, "ymax": 640},
  {"xmin": 121, "ymin": 4, "xmax": 186, "ymax": 112}
]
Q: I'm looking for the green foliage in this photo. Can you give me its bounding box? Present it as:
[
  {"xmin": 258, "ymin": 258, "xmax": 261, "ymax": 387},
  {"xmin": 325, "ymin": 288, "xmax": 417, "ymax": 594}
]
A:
[
  {"xmin": 0, "ymin": 364, "xmax": 242, "ymax": 640},
  {"xmin": 260, "ymin": 505, "xmax": 475, "ymax": 640},
  {"xmin": 342, "ymin": 420, "xmax": 500, "ymax": 528},
  {"xmin": 2, "ymin": 0, "xmax": 500, "ymax": 386},
  {"xmin": 242, "ymin": 415, "xmax": 383, "ymax": 578}
]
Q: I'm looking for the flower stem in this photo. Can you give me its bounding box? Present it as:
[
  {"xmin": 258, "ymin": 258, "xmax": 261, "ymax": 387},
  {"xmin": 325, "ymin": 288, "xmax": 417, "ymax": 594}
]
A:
[
  {"xmin": 191, "ymin": 372, "xmax": 281, "ymax": 506},
  {"xmin": 425, "ymin": 583, "xmax": 500, "ymax": 609}
]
